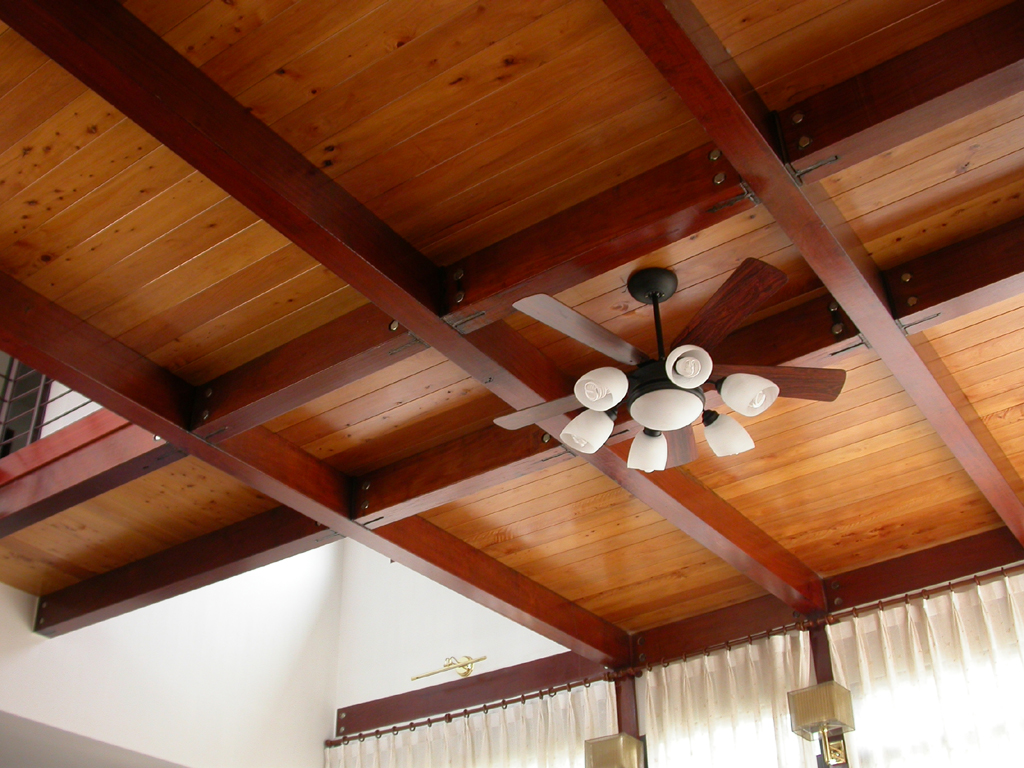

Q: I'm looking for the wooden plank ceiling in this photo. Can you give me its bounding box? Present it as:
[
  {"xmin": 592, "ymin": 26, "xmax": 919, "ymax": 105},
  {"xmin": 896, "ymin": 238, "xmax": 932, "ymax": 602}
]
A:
[{"xmin": 0, "ymin": 0, "xmax": 1022, "ymax": 658}]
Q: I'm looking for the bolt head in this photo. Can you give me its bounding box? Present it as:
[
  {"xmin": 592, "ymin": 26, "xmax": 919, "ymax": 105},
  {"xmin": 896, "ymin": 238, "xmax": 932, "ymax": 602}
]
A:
[
  {"xmin": 453, "ymin": 268, "xmax": 465, "ymax": 281},
  {"xmin": 797, "ymin": 135, "xmax": 812, "ymax": 150},
  {"xmin": 361, "ymin": 480, "xmax": 371, "ymax": 490},
  {"xmin": 907, "ymin": 296, "xmax": 919, "ymax": 307},
  {"xmin": 831, "ymin": 581, "xmax": 841, "ymax": 590},
  {"xmin": 708, "ymin": 148, "xmax": 722, "ymax": 161},
  {"xmin": 204, "ymin": 387, "xmax": 213, "ymax": 398},
  {"xmin": 713, "ymin": 172, "xmax": 727, "ymax": 185},
  {"xmin": 541, "ymin": 434, "xmax": 551, "ymax": 443},
  {"xmin": 901, "ymin": 272, "xmax": 912, "ymax": 283},
  {"xmin": 388, "ymin": 320, "xmax": 399, "ymax": 331},
  {"xmin": 638, "ymin": 653, "xmax": 646, "ymax": 662},
  {"xmin": 831, "ymin": 322, "xmax": 845, "ymax": 336},
  {"xmin": 791, "ymin": 111, "xmax": 804, "ymax": 124},
  {"xmin": 833, "ymin": 597, "xmax": 844, "ymax": 607},
  {"xmin": 360, "ymin": 500, "xmax": 369, "ymax": 510},
  {"xmin": 454, "ymin": 291, "xmax": 465, "ymax": 304},
  {"xmin": 154, "ymin": 435, "xmax": 162, "ymax": 442},
  {"xmin": 828, "ymin": 300, "xmax": 839, "ymax": 312},
  {"xmin": 200, "ymin": 410, "xmax": 209, "ymax": 421}
]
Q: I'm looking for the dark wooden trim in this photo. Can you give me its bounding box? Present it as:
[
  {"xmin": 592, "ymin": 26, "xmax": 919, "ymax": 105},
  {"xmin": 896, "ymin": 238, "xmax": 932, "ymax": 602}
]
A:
[
  {"xmin": 808, "ymin": 624, "xmax": 834, "ymax": 684},
  {"xmin": 194, "ymin": 304, "xmax": 425, "ymax": 442},
  {"xmin": 604, "ymin": 0, "xmax": 1024, "ymax": 544},
  {"xmin": 0, "ymin": 413, "xmax": 181, "ymax": 538},
  {"xmin": 0, "ymin": 408, "xmax": 123, "ymax": 481},
  {"xmin": 443, "ymin": 143, "xmax": 753, "ymax": 333},
  {"xmin": 354, "ymin": 425, "xmax": 572, "ymax": 528},
  {"xmin": 825, "ymin": 527, "xmax": 1024, "ymax": 611},
  {"xmin": 34, "ymin": 507, "xmax": 339, "ymax": 636},
  {"xmin": 335, "ymin": 652, "xmax": 607, "ymax": 738},
  {"xmin": 779, "ymin": 0, "xmax": 1024, "ymax": 183},
  {"xmin": 884, "ymin": 216, "xmax": 1024, "ymax": 334},
  {"xmin": 615, "ymin": 675, "xmax": 641, "ymax": 739}
]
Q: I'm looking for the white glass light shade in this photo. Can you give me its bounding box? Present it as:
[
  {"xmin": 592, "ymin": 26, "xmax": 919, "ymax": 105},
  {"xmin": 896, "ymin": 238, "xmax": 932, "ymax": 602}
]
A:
[
  {"xmin": 627, "ymin": 431, "xmax": 668, "ymax": 473},
  {"xmin": 719, "ymin": 373, "xmax": 780, "ymax": 417},
  {"xmin": 573, "ymin": 367, "xmax": 629, "ymax": 411},
  {"xmin": 704, "ymin": 412, "xmax": 754, "ymax": 457},
  {"xmin": 665, "ymin": 344, "xmax": 713, "ymax": 389},
  {"xmin": 629, "ymin": 388, "xmax": 703, "ymax": 432},
  {"xmin": 559, "ymin": 409, "xmax": 614, "ymax": 454}
]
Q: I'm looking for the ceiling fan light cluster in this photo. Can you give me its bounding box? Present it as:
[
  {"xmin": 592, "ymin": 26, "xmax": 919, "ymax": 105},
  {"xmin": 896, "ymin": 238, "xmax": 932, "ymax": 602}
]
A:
[
  {"xmin": 718, "ymin": 373, "xmax": 779, "ymax": 417},
  {"xmin": 559, "ymin": 408, "xmax": 615, "ymax": 454},
  {"xmin": 703, "ymin": 410, "xmax": 755, "ymax": 456},
  {"xmin": 627, "ymin": 428, "xmax": 668, "ymax": 472}
]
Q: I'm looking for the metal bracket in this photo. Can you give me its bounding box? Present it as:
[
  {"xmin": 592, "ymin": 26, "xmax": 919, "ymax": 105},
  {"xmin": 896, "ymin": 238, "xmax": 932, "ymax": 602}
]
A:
[
  {"xmin": 706, "ymin": 181, "xmax": 760, "ymax": 214},
  {"xmin": 444, "ymin": 310, "xmax": 486, "ymax": 334},
  {"xmin": 792, "ymin": 155, "xmax": 840, "ymax": 181},
  {"xmin": 896, "ymin": 312, "xmax": 941, "ymax": 336}
]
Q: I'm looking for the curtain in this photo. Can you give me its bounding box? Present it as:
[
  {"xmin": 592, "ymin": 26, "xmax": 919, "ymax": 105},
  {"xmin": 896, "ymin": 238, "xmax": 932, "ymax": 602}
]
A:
[
  {"xmin": 644, "ymin": 630, "xmax": 815, "ymax": 768},
  {"xmin": 827, "ymin": 571, "xmax": 1024, "ymax": 768},
  {"xmin": 326, "ymin": 679, "xmax": 616, "ymax": 768}
]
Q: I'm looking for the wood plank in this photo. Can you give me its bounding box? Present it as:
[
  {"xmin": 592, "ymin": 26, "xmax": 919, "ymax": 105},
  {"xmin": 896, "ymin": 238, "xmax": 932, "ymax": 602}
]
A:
[
  {"xmin": 0, "ymin": 409, "xmax": 181, "ymax": 538},
  {"xmin": 333, "ymin": 651, "xmax": 608, "ymax": 739},
  {"xmin": 778, "ymin": 0, "xmax": 1024, "ymax": 182},
  {"xmin": 33, "ymin": 506, "xmax": 339, "ymax": 636},
  {"xmin": 442, "ymin": 142, "xmax": 752, "ymax": 332},
  {"xmin": 603, "ymin": 0, "xmax": 1024, "ymax": 543},
  {"xmin": 195, "ymin": 303, "xmax": 425, "ymax": 441}
]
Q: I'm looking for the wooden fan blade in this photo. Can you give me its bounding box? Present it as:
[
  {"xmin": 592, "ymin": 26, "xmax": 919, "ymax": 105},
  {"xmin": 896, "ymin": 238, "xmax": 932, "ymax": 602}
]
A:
[
  {"xmin": 670, "ymin": 259, "xmax": 787, "ymax": 351},
  {"xmin": 514, "ymin": 295, "xmax": 650, "ymax": 366},
  {"xmin": 666, "ymin": 425, "xmax": 698, "ymax": 467},
  {"xmin": 493, "ymin": 394, "xmax": 581, "ymax": 431},
  {"xmin": 711, "ymin": 364, "xmax": 846, "ymax": 402}
]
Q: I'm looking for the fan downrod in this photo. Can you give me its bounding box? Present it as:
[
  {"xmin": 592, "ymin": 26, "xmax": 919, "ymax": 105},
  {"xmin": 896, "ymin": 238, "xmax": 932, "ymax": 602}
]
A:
[{"xmin": 627, "ymin": 267, "xmax": 678, "ymax": 304}]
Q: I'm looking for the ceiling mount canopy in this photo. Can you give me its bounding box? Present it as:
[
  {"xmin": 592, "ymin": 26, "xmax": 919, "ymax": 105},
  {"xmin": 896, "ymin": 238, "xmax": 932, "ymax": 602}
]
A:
[{"xmin": 498, "ymin": 259, "xmax": 848, "ymax": 472}]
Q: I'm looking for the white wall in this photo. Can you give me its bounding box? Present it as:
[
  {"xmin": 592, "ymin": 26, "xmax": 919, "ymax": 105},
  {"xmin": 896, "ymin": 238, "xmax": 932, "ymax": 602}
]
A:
[
  {"xmin": 0, "ymin": 541, "xmax": 346, "ymax": 768},
  {"xmin": 333, "ymin": 541, "xmax": 566, "ymax": 708}
]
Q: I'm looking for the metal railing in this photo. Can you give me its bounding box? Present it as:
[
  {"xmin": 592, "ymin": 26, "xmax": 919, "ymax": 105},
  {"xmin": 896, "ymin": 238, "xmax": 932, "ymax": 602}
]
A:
[{"xmin": 0, "ymin": 356, "xmax": 95, "ymax": 458}]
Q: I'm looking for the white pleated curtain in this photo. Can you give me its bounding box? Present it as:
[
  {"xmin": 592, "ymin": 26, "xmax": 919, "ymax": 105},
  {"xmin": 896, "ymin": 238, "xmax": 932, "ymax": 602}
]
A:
[
  {"xmin": 827, "ymin": 572, "xmax": 1024, "ymax": 767},
  {"xmin": 644, "ymin": 630, "xmax": 816, "ymax": 768},
  {"xmin": 326, "ymin": 680, "xmax": 616, "ymax": 768}
]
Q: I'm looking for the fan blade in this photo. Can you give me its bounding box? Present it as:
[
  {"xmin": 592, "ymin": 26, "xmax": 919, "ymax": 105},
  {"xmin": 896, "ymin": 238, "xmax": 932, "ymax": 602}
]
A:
[
  {"xmin": 670, "ymin": 259, "xmax": 787, "ymax": 351},
  {"xmin": 493, "ymin": 394, "xmax": 581, "ymax": 431},
  {"xmin": 711, "ymin": 364, "xmax": 846, "ymax": 402},
  {"xmin": 514, "ymin": 295, "xmax": 650, "ymax": 366},
  {"xmin": 666, "ymin": 425, "xmax": 698, "ymax": 467}
]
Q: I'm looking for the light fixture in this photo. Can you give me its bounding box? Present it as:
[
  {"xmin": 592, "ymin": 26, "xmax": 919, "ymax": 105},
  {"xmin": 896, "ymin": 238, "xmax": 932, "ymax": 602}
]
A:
[
  {"xmin": 627, "ymin": 428, "xmax": 668, "ymax": 472},
  {"xmin": 585, "ymin": 733, "xmax": 644, "ymax": 768},
  {"xmin": 702, "ymin": 411, "xmax": 754, "ymax": 457},
  {"xmin": 559, "ymin": 409, "xmax": 615, "ymax": 454},
  {"xmin": 719, "ymin": 373, "xmax": 779, "ymax": 417},
  {"xmin": 788, "ymin": 681, "xmax": 855, "ymax": 766},
  {"xmin": 574, "ymin": 367, "xmax": 629, "ymax": 411},
  {"xmin": 628, "ymin": 385, "xmax": 704, "ymax": 432},
  {"xmin": 665, "ymin": 344, "xmax": 713, "ymax": 388}
]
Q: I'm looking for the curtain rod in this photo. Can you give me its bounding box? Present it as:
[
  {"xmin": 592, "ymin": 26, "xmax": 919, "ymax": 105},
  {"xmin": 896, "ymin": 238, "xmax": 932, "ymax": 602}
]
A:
[{"xmin": 325, "ymin": 672, "xmax": 621, "ymax": 748}]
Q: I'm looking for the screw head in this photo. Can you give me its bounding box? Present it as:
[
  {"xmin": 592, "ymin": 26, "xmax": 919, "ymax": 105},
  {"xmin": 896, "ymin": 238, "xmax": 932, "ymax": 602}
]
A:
[
  {"xmin": 831, "ymin": 581, "xmax": 841, "ymax": 590},
  {"xmin": 361, "ymin": 480, "xmax": 371, "ymax": 490},
  {"xmin": 360, "ymin": 500, "xmax": 369, "ymax": 510},
  {"xmin": 791, "ymin": 111, "xmax": 804, "ymax": 124},
  {"xmin": 713, "ymin": 172, "xmax": 727, "ymax": 185},
  {"xmin": 907, "ymin": 296, "xmax": 919, "ymax": 307},
  {"xmin": 901, "ymin": 272, "xmax": 912, "ymax": 283},
  {"xmin": 541, "ymin": 434, "xmax": 551, "ymax": 443},
  {"xmin": 452, "ymin": 268, "xmax": 465, "ymax": 281},
  {"xmin": 204, "ymin": 387, "xmax": 213, "ymax": 398},
  {"xmin": 708, "ymin": 148, "xmax": 722, "ymax": 161},
  {"xmin": 638, "ymin": 653, "xmax": 646, "ymax": 662},
  {"xmin": 200, "ymin": 410, "xmax": 209, "ymax": 421},
  {"xmin": 833, "ymin": 597, "xmax": 844, "ymax": 607},
  {"xmin": 388, "ymin": 320, "xmax": 399, "ymax": 331},
  {"xmin": 828, "ymin": 300, "xmax": 839, "ymax": 312},
  {"xmin": 797, "ymin": 135, "xmax": 812, "ymax": 150},
  {"xmin": 40, "ymin": 601, "xmax": 47, "ymax": 608},
  {"xmin": 454, "ymin": 291, "xmax": 465, "ymax": 304},
  {"xmin": 154, "ymin": 435, "xmax": 162, "ymax": 442},
  {"xmin": 831, "ymin": 322, "xmax": 845, "ymax": 336},
  {"xmin": 637, "ymin": 635, "xmax": 645, "ymax": 646}
]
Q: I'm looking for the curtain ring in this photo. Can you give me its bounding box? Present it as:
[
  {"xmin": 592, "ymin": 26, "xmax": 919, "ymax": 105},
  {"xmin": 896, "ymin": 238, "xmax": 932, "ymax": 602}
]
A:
[
  {"xmin": 410, "ymin": 724, "xmax": 416, "ymax": 731},
  {"xmin": 375, "ymin": 730, "xmax": 381, "ymax": 739},
  {"xmin": 427, "ymin": 718, "xmax": 432, "ymax": 728},
  {"xmin": 566, "ymin": 681, "xmax": 572, "ymax": 691},
  {"xmin": 359, "ymin": 736, "xmax": 365, "ymax": 743},
  {"xmin": 392, "ymin": 726, "xmax": 398, "ymax": 736},
  {"xmin": 482, "ymin": 704, "xmax": 488, "ymax": 713},
  {"xmin": 584, "ymin": 681, "xmax": 591, "ymax": 688},
  {"xmin": 502, "ymin": 700, "xmax": 508, "ymax": 709},
  {"xmin": 463, "ymin": 709, "xmax": 469, "ymax": 719},
  {"xmin": 445, "ymin": 713, "xmax": 452, "ymax": 723}
]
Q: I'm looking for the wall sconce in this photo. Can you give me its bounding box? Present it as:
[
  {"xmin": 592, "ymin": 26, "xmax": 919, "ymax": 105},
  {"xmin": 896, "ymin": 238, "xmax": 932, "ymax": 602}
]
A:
[
  {"xmin": 788, "ymin": 681, "xmax": 855, "ymax": 766},
  {"xmin": 585, "ymin": 733, "xmax": 644, "ymax": 768}
]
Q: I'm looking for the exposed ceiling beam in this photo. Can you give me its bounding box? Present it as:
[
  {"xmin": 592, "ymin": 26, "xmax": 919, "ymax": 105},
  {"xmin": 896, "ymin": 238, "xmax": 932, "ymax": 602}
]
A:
[
  {"xmin": 0, "ymin": 408, "xmax": 181, "ymax": 538},
  {"xmin": 194, "ymin": 304, "xmax": 425, "ymax": 442},
  {"xmin": 603, "ymin": 0, "xmax": 1024, "ymax": 543},
  {"xmin": 33, "ymin": 506, "xmax": 339, "ymax": 636},
  {"xmin": 777, "ymin": 0, "xmax": 1024, "ymax": 183},
  {"xmin": 635, "ymin": 526, "xmax": 1024, "ymax": 665},
  {"xmin": 441, "ymin": 143, "xmax": 754, "ymax": 333},
  {"xmin": 0, "ymin": 0, "xmax": 826, "ymax": 616}
]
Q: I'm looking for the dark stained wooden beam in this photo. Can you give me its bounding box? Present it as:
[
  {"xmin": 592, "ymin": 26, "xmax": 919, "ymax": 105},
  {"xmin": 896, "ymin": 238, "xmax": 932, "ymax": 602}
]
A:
[
  {"xmin": 778, "ymin": 0, "xmax": 1024, "ymax": 183},
  {"xmin": 615, "ymin": 675, "xmax": 641, "ymax": 739},
  {"xmin": 333, "ymin": 652, "xmax": 608, "ymax": 739},
  {"xmin": 808, "ymin": 624, "xmax": 834, "ymax": 684},
  {"xmin": 34, "ymin": 506, "xmax": 340, "ymax": 636},
  {"xmin": 604, "ymin": 0, "xmax": 1024, "ymax": 544},
  {"xmin": 0, "ymin": 409, "xmax": 181, "ymax": 538},
  {"xmin": 884, "ymin": 216, "xmax": 1024, "ymax": 334},
  {"xmin": 193, "ymin": 304, "xmax": 425, "ymax": 442},
  {"xmin": 636, "ymin": 527, "xmax": 1024, "ymax": 665},
  {"xmin": 442, "ymin": 143, "xmax": 754, "ymax": 333}
]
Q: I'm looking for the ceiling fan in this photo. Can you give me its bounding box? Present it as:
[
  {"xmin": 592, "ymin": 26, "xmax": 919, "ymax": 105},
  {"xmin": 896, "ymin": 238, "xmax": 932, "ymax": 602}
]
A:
[{"xmin": 495, "ymin": 259, "xmax": 847, "ymax": 472}]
